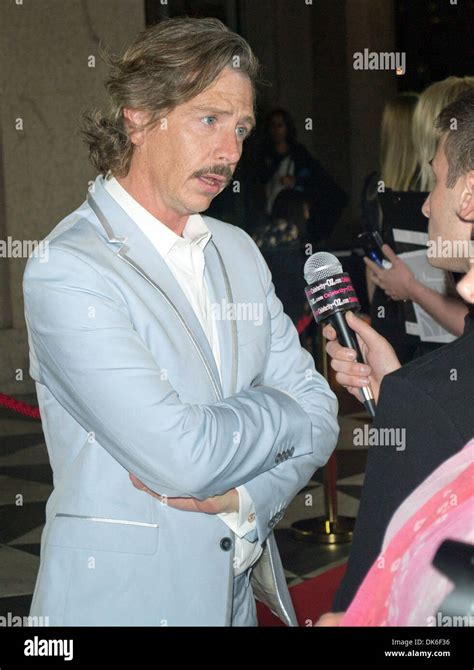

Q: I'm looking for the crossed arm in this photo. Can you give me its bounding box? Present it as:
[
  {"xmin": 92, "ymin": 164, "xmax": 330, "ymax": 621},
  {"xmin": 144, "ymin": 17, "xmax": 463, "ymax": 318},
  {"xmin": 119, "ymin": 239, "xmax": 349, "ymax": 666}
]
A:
[
  {"xmin": 129, "ymin": 230, "xmax": 340, "ymax": 528},
  {"xmin": 24, "ymin": 234, "xmax": 339, "ymax": 537}
]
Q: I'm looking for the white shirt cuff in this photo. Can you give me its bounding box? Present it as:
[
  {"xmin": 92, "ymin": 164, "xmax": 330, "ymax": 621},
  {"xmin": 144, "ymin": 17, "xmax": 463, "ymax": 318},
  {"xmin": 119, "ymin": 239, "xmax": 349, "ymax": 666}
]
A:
[{"xmin": 217, "ymin": 485, "xmax": 257, "ymax": 538}]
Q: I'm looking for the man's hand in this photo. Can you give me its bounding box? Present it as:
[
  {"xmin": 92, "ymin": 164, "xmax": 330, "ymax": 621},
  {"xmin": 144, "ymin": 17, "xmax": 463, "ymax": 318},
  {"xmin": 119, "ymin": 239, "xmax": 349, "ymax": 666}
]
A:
[
  {"xmin": 129, "ymin": 474, "xmax": 239, "ymax": 514},
  {"xmin": 315, "ymin": 612, "xmax": 345, "ymax": 626},
  {"xmin": 322, "ymin": 311, "xmax": 401, "ymax": 405},
  {"xmin": 364, "ymin": 244, "xmax": 415, "ymax": 301}
]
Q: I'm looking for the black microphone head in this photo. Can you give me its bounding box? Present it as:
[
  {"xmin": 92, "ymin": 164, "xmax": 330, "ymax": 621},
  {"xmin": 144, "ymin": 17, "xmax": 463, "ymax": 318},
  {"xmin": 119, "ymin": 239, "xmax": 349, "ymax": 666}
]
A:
[{"xmin": 304, "ymin": 252, "xmax": 343, "ymax": 284}]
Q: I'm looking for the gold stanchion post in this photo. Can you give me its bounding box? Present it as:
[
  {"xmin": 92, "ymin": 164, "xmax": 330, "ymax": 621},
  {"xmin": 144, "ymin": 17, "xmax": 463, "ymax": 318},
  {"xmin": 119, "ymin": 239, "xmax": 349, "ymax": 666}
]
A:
[{"xmin": 292, "ymin": 323, "xmax": 355, "ymax": 544}]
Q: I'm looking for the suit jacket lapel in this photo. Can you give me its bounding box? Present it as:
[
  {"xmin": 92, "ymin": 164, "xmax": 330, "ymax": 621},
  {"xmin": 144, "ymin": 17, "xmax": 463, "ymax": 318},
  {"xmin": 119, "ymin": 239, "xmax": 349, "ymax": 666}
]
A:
[
  {"xmin": 87, "ymin": 177, "xmax": 224, "ymax": 400},
  {"xmin": 203, "ymin": 235, "xmax": 236, "ymax": 399}
]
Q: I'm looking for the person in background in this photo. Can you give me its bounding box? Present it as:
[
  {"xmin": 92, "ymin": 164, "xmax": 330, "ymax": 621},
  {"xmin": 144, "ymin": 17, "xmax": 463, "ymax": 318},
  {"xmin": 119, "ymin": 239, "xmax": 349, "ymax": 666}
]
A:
[
  {"xmin": 362, "ymin": 92, "xmax": 420, "ymax": 242},
  {"xmin": 256, "ymin": 108, "xmax": 348, "ymax": 248},
  {"xmin": 322, "ymin": 89, "xmax": 474, "ymax": 615},
  {"xmin": 367, "ymin": 77, "xmax": 474, "ymax": 351},
  {"xmin": 360, "ymin": 92, "xmax": 421, "ymax": 364},
  {"xmin": 252, "ymin": 188, "xmax": 310, "ymax": 326}
]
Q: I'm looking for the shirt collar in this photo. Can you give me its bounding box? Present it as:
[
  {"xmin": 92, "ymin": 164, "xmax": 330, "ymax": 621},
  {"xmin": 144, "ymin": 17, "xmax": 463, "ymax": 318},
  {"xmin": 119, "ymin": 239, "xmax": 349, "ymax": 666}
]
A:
[{"xmin": 103, "ymin": 176, "xmax": 212, "ymax": 258}]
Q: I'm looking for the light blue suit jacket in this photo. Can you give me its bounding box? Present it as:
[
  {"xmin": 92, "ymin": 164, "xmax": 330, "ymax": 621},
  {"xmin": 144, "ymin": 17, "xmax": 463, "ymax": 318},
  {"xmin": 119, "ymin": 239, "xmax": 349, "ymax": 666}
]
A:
[{"xmin": 23, "ymin": 175, "xmax": 339, "ymax": 626}]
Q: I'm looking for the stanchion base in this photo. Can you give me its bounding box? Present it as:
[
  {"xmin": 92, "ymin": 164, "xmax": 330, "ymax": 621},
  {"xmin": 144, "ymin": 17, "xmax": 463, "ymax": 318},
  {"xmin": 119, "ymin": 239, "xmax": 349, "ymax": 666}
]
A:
[{"xmin": 291, "ymin": 516, "xmax": 355, "ymax": 544}]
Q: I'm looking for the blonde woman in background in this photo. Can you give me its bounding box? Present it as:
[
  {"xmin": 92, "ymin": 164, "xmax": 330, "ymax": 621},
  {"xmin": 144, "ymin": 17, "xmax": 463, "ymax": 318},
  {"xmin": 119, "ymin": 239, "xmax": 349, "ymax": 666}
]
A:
[
  {"xmin": 362, "ymin": 92, "xmax": 419, "ymax": 300},
  {"xmin": 366, "ymin": 76, "xmax": 474, "ymax": 344},
  {"xmin": 361, "ymin": 92, "xmax": 421, "ymax": 363},
  {"xmin": 380, "ymin": 92, "xmax": 420, "ymax": 192}
]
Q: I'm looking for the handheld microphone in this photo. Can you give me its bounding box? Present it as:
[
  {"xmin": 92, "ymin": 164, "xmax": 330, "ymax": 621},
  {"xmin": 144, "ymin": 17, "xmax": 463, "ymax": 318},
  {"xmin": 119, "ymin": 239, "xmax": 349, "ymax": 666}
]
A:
[{"xmin": 303, "ymin": 252, "xmax": 376, "ymax": 418}]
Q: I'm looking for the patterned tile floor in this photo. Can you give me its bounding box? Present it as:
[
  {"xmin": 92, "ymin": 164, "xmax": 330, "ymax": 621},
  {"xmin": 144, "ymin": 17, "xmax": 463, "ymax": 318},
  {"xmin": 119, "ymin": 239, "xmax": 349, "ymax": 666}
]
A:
[{"xmin": 0, "ymin": 392, "xmax": 370, "ymax": 617}]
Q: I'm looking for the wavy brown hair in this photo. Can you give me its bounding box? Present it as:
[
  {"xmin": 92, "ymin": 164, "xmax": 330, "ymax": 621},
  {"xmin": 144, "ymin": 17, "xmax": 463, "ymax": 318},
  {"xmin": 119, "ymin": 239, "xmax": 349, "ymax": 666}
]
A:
[{"xmin": 82, "ymin": 17, "xmax": 261, "ymax": 177}]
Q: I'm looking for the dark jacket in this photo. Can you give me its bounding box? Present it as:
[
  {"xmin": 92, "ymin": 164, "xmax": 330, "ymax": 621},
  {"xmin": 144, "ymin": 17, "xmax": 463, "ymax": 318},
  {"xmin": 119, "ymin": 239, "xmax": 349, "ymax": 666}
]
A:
[
  {"xmin": 257, "ymin": 142, "xmax": 348, "ymax": 245},
  {"xmin": 252, "ymin": 221, "xmax": 307, "ymax": 326},
  {"xmin": 333, "ymin": 308, "xmax": 474, "ymax": 611}
]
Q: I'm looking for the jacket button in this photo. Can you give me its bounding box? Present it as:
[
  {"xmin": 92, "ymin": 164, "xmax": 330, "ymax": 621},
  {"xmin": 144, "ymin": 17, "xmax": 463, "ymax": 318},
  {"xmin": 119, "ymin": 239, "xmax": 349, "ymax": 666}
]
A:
[{"xmin": 220, "ymin": 537, "xmax": 233, "ymax": 551}]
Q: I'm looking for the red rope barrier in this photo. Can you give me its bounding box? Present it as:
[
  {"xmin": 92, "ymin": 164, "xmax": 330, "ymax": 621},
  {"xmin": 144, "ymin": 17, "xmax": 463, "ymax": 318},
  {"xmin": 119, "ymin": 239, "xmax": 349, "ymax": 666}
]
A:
[
  {"xmin": 296, "ymin": 313, "xmax": 313, "ymax": 335},
  {"xmin": 0, "ymin": 393, "xmax": 41, "ymax": 419}
]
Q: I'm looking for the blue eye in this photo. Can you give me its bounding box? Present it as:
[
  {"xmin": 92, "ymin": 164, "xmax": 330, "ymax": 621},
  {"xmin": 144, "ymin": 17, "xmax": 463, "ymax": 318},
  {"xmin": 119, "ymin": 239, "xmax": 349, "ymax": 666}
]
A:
[
  {"xmin": 236, "ymin": 127, "xmax": 248, "ymax": 138},
  {"xmin": 202, "ymin": 116, "xmax": 217, "ymax": 126}
]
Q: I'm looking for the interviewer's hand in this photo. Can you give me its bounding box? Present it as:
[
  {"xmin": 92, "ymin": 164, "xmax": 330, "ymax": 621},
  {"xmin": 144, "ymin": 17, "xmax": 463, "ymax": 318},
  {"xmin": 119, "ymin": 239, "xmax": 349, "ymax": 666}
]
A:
[
  {"xmin": 322, "ymin": 311, "xmax": 401, "ymax": 405},
  {"xmin": 364, "ymin": 244, "xmax": 415, "ymax": 301},
  {"xmin": 129, "ymin": 474, "xmax": 239, "ymax": 514}
]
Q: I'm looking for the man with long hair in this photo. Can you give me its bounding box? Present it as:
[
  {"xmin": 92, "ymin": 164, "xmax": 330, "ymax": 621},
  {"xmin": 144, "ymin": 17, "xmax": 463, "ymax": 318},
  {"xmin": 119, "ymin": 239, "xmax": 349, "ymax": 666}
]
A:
[{"xmin": 23, "ymin": 18, "xmax": 338, "ymax": 626}]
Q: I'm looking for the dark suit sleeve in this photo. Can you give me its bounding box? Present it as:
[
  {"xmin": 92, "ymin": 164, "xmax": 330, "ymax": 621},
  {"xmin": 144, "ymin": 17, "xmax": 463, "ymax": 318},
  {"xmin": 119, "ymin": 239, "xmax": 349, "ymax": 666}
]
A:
[{"xmin": 332, "ymin": 372, "xmax": 465, "ymax": 611}]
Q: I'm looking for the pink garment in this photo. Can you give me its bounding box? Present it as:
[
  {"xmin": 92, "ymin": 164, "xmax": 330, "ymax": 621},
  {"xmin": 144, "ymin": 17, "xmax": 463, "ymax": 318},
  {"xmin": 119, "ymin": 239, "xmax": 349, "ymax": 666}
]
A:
[{"xmin": 341, "ymin": 440, "xmax": 474, "ymax": 626}]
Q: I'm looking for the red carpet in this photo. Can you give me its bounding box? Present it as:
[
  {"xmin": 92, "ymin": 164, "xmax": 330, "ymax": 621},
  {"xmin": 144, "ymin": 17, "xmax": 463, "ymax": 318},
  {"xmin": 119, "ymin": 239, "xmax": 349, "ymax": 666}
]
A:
[{"xmin": 256, "ymin": 562, "xmax": 347, "ymax": 626}]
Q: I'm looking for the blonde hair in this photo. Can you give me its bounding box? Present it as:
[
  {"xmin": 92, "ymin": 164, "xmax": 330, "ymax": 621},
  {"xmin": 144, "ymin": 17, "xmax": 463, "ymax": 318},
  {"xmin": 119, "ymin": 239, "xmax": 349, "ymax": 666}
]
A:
[
  {"xmin": 82, "ymin": 17, "xmax": 260, "ymax": 177},
  {"xmin": 413, "ymin": 76, "xmax": 474, "ymax": 191},
  {"xmin": 380, "ymin": 92, "xmax": 419, "ymax": 191}
]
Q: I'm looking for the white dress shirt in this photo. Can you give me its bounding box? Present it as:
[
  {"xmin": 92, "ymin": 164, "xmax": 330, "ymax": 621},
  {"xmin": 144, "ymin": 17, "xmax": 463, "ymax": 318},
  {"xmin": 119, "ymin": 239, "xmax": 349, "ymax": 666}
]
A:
[{"xmin": 103, "ymin": 176, "xmax": 263, "ymax": 574}]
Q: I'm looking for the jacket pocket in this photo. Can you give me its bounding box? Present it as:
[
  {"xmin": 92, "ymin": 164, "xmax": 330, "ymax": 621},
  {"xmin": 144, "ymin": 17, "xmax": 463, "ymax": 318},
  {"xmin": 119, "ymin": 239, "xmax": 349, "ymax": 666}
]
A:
[{"xmin": 46, "ymin": 513, "xmax": 160, "ymax": 555}]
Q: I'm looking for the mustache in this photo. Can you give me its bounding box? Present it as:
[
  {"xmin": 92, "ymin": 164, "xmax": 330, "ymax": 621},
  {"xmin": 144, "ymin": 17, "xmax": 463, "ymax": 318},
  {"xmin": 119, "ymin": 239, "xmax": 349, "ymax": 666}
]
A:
[{"xmin": 192, "ymin": 166, "xmax": 233, "ymax": 183}]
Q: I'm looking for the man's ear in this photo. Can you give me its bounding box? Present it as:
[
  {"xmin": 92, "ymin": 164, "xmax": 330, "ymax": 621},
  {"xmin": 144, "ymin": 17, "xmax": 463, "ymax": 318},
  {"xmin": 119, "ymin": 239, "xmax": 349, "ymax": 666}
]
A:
[
  {"xmin": 123, "ymin": 108, "xmax": 150, "ymax": 146},
  {"xmin": 458, "ymin": 170, "xmax": 474, "ymax": 222}
]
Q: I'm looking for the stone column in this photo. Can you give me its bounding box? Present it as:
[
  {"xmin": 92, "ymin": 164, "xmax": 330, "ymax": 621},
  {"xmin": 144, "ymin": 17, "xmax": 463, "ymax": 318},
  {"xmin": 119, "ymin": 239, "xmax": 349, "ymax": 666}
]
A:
[{"xmin": 0, "ymin": 0, "xmax": 145, "ymax": 394}]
